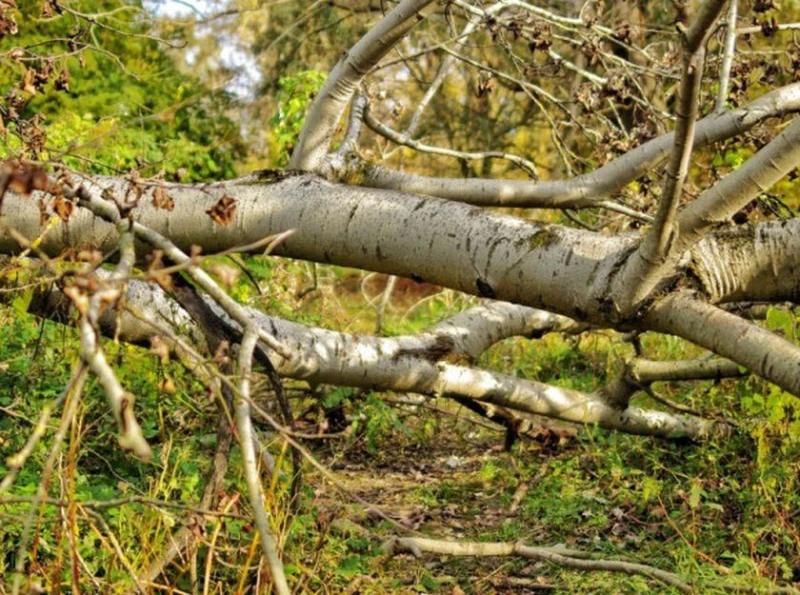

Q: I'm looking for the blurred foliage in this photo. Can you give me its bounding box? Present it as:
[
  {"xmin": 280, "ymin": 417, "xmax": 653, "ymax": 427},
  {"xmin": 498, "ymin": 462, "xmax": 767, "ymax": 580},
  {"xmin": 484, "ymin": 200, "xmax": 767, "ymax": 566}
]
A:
[
  {"xmin": 0, "ymin": 0, "xmax": 247, "ymax": 181},
  {"xmin": 269, "ymin": 69, "xmax": 326, "ymax": 167}
]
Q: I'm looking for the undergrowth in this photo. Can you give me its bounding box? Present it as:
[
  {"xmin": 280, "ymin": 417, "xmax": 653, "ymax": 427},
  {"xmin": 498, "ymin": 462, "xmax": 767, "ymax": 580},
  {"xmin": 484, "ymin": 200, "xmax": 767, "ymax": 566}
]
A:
[{"xmin": 0, "ymin": 262, "xmax": 798, "ymax": 593}]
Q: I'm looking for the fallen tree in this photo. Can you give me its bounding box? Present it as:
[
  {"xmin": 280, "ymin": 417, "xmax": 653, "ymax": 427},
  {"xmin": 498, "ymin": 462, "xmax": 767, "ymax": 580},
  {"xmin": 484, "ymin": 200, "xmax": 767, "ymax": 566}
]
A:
[{"xmin": 2, "ymin": 0, "xmax": 800, "ymax": 592}]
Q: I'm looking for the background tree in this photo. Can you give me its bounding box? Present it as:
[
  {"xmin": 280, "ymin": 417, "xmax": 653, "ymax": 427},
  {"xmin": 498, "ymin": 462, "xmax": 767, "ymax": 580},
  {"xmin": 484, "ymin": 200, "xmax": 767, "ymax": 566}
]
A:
[{"xmin": 1, "ymin": 0, "xmax": 800, "ymax": 593}]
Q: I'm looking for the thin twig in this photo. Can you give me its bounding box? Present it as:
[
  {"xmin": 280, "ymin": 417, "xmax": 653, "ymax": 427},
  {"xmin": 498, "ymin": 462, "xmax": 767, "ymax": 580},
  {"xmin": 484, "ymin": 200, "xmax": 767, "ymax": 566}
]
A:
[
  {"xmin": 716, "ymin": 1, "xmax": 738, "ymax": 113},
  {"xmin": 236, "ymin": 327, "xmax": 291, "ymax": 595},
  {"xmin": 10, "ymin": 366, "xmax": 87, "ymax": 595}
]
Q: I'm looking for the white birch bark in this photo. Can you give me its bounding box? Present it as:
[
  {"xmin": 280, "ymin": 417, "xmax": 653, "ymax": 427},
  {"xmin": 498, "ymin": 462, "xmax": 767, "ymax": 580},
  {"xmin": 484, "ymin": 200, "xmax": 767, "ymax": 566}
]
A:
[
  {"xmin": 4, "ymin": 175, "xmax": 799, "ymax": 318},
  {"xmin": 3, "ymin": 165, "xmax": 800, "ymax": 396},
  {"xmin": 63, "ymin": 279, "xmax": 720, "ymax": 440}
]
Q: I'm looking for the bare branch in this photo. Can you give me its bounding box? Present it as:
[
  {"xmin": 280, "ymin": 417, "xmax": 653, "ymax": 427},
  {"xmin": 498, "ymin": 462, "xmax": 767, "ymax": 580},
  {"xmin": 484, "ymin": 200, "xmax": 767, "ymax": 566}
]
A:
[
  {"xmin": 630, "ymin": 357, "xmax": 745, "ymax": 384},
  {"xmin": 676, "ymin": 117, "xmax": 800, "ymax": 250},
  {"xmin": 73, "ymin": 182, "xmax": 292, "ymax": 360},
  {"xmin": 645, "ymin": 293, "xmax": 800, "ymax": 396},
  {"xmin": 235, "ymin": 327, "xmax": 291, "ymax": 595},
  {"xmin": 358, "ymin": 84, "xmax": 800, "ymax": 207},
  {"xmin": 402, "ymin": 2, "xmax": 503, "ymax": 138},
  {"xmin": 8, "ymin": 174, "xmax": 800, "ymax": 326},
  {"xmin": 613, "ymin": 117, "xmax": 800, "ymax": 312},
  {"xmin": 615, "ymin": 0, "xmax": 727, "ymax": 313},
  {"xmin": 363, "ymin": 104, "xmax": 539, "ymax": 178},
  {"xmin": 431, "ymin": 301, "xmax": 585, "ymax": 360},
  {"xmin": 384, "ymin": 537, "xmax": 692, "ymax": 593},
  {"xmin": 72, "ymin": 221, "xmax": 152, "ymax": 459},
  {"xmin": 432, "ymin": 363, "xmax": 719, "ymax": 439},
  {"xmin": 25, "ymin": 272, "xmax": 721, "ymax": 440},
  {"xmin": 716, "ymin": 1, "xmax": 738, "ymax": 113}
]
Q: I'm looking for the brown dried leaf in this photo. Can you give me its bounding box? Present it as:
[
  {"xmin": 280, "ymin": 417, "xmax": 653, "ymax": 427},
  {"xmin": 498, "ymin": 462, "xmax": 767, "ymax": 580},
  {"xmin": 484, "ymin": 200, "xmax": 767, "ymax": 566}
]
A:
[
  {"xmin": 0, "ymin": 7, "xmax": 17, "ymax": 39},
  {"xmin": 54, "ymin": 66, "xmax": 69, "ymax": 91},
  {"xmin": 475, "ymin": 72, "xmax": 495, "ymax": 98},
  {"xmin": 52, "ymin": 194, "xmax": 74, "ymax": 222},
  {"xmin": 53, "ymin": 195, "xmax": 75, "ymax": 223},
  {"xmin": 206, "ymin": 194, "xmax": 236, "ymax": 225},
  {"xmin": 754, "ymin": 0, "xmax": 780, "ymax": 12},
  {"xmin": 150, "ymin": 336, "xmax": 171, "ymax": 364},
  {"xmin": 151, "ymin": 185, "xmax": 175, "ymax": 211},
  {"xmin": 147, "ymin": 250, "xmax": 174, "ymax": 290},
  {"xmin": 41, "ymin": 0, "xmax": 62, "ymax": 17},
  {"xmin": 5, "ymin": 162, "xmax": 49, "ymax": 196},
  {"xmin": 21, "ymin": 68, "xmax": 36, "ymax": 94}
]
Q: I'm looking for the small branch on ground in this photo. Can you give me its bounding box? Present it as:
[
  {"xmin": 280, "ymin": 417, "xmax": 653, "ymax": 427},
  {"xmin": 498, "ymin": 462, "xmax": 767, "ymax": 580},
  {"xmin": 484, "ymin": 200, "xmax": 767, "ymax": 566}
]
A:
[{"xmin": 382, "ymin": 536, "xmax": 693, "ymax": 593}]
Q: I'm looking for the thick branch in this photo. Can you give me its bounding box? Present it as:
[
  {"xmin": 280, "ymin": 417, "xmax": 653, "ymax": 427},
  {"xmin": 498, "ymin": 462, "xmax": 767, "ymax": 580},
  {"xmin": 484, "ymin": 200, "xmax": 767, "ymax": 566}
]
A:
[
  {"xmin": 290, "ymin": 0, "xmax": 435, "ymax": 171},
  {"xmin": 676, "ymin": 117, "xmax": 800, "ymax": 250},
  {"xmin": 5, "ymin": 175, "xmax": 800, "ymax": 323},
  {"xmin": 431, "ymin": 301, "xmax": 585, "ymax": 360},
  {"xmin": 621, "ymin": 0, "xmax": 727, "ymax": 312},
  {"xmin": 614, "ymin": 117, "xmax": 800, "ymax": 311},
  {"xmin": 630, "ymin": 357, "xmax": 745, "ymax": 383},
  {"xmin": 114, "ymin": 283, "xmax": 723, "ymax": 439},
  {"xmin": 645, "ymin": 294, "xmax": 800, "ymax": 396},
  {"xmin": 21, "ymin": 271, "xmax": 720, "ymax": 440}
]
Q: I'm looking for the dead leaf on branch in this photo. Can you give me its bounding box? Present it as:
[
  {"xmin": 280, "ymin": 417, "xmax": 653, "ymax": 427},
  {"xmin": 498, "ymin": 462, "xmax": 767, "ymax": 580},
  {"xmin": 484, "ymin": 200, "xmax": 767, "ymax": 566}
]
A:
[
  {"xmin": 146, "ymin": 250, "xmax": 173, "ymax": 290},
  {"xmin": 206, "ymin": 194, "xmax": 237, "ymax": 225},
  {"xmin": 52, "ymin": 194, "xmax": 74, "ymax": 222},
  {"xmin": 54, "ymin": 66, "xmax": 69, "ymax": 91},
  {"xmin": 151, "ymin": 185, "xmax": 175, "ymax": 211},
  {"xmin": 754, "ymin": 0, "xmax": 781, "ymax": 12},
  {"xmin": 475, "ymin": 72, "xmax": 495, "ymax": 98},
  {"xmin": 41, "ymin": 0, "xmax": 62, "ymax": 18},
  {"xmin": 2, "ymin": 161, "xmax": 49, "ymax": 196}
]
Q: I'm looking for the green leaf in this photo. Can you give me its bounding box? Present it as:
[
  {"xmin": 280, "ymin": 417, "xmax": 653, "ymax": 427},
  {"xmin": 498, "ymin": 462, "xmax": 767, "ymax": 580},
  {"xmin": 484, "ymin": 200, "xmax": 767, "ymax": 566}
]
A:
[
  {"xmin": 689, "ymin": 480, "xmax": 702, "ymax": 509},
  {"xmin": 766, "ymin": 307, "xmax": 794, "ymax": 338},
  {"xmin": 420, "ymin": 574, "xmax": 440, "ymax": 591},
  {"xmin": 334, "ymin": 556, "xmax": 364, "ymax": 579}
]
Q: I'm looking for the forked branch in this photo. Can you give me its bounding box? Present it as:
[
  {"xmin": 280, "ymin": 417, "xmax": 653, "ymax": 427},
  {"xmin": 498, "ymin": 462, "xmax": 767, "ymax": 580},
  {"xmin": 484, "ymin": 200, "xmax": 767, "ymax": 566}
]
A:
[{"xmin": 616, "ymin": 0, "xmax": 727, "ymax": 313}]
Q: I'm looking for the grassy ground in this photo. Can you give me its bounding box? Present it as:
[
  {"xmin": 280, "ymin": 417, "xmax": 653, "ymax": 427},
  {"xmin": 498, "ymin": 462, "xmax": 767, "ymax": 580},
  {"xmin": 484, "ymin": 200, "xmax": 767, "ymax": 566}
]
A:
[{"xmin": 0, "ymin": 263, "xmax": 798, "ymax": 593}]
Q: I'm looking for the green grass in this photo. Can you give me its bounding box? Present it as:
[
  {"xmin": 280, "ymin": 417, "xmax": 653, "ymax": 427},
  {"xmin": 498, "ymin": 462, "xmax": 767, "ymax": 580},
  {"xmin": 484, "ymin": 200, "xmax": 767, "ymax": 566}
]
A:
[{"xmin": 0, "ymin": 265, "xmax": 798, "ymax": 593}]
